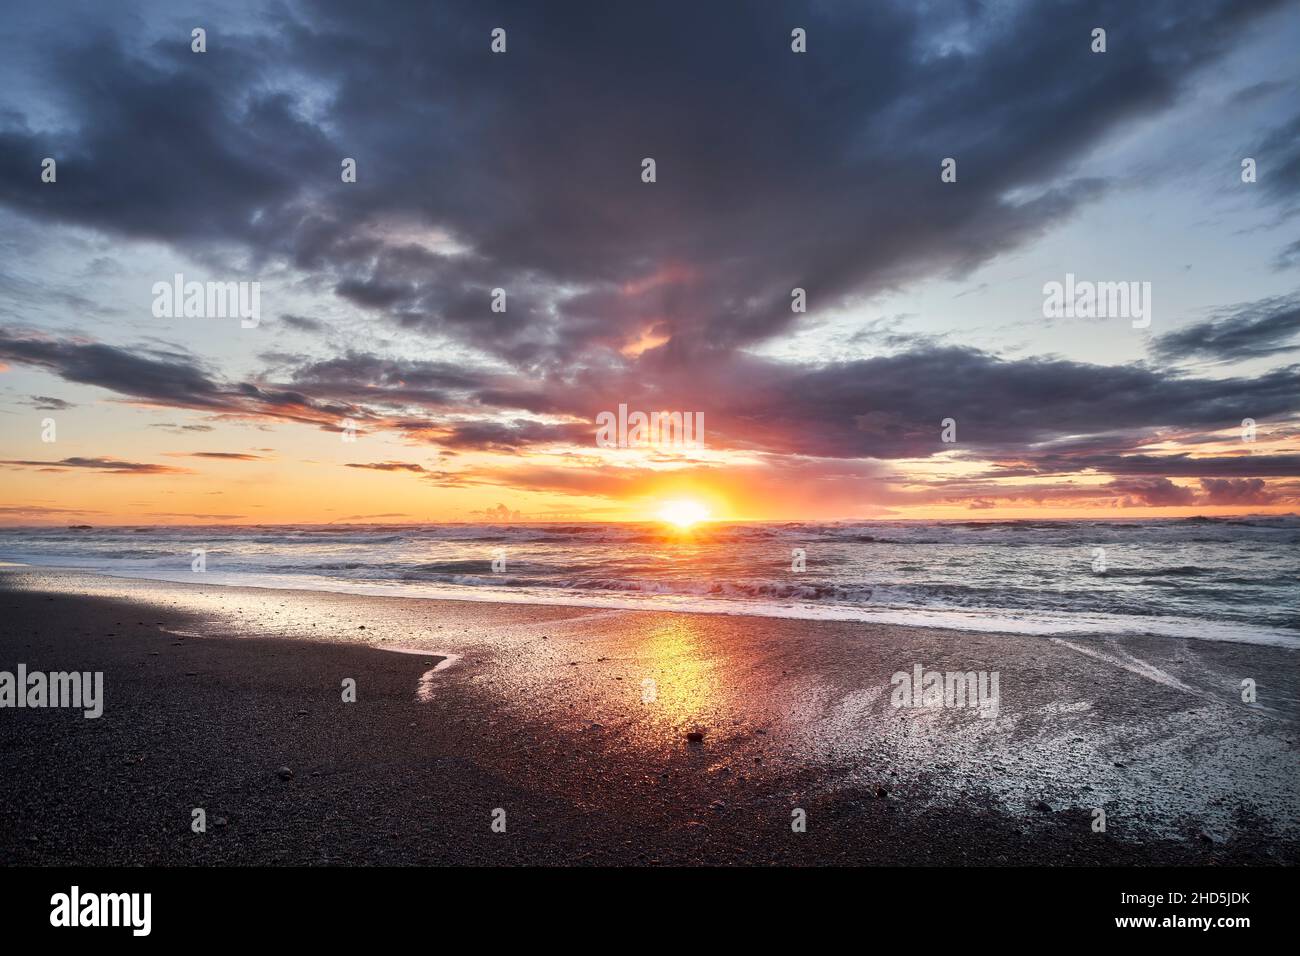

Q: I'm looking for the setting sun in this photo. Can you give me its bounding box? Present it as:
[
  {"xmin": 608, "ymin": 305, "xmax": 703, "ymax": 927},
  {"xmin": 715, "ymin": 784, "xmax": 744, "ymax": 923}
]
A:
[{"xmin": 657, "ymin": 499, "xmax": 710, "ymax": 529}]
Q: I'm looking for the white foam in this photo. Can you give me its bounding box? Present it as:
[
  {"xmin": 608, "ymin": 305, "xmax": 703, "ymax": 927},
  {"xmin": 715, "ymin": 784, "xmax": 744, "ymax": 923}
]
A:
[
  {"xmin": 9, "ymin": 564, "xmax": 1300, "ymax": 650},
  {"xmin": 373, "ymin": 645, "xmax": 460, "ymax": 702}
]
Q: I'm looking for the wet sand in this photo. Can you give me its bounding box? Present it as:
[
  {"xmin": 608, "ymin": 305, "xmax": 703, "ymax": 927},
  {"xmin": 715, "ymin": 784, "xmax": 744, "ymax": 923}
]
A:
[{"xmin": 1, "ymin": 567, "xmax": 1296, "ymax": 865}]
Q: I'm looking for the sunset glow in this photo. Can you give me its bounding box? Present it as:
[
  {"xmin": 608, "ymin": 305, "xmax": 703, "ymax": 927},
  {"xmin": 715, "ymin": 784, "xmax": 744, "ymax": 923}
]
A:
[
  {"xmin": 0, "ymin": 3, "xmax": 1295, "ymax": 529},
  {"xmin": 2, "ymin": 0, "xmax": 1299, "ymax": 890},
  {"xmin": 657, "ymin": 499, "xmax": 710, "ymax": 529}
]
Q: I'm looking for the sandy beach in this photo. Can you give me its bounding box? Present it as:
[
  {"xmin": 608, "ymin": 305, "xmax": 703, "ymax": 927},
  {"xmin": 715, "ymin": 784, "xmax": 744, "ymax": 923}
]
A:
[{"xmin": 1, "ymin": 567, "xmax": 1296, "ymax": 866}]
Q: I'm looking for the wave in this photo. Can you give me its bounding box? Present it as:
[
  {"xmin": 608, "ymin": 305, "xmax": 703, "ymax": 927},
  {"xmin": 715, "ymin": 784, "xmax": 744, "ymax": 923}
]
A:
[
  {"xmin": 1098, "ymin": 566, "xmax": 1212, "ymax": 578},
  {"xmin": 3, "ymin": 519, "xmax": 1297, "ymax": 646}
]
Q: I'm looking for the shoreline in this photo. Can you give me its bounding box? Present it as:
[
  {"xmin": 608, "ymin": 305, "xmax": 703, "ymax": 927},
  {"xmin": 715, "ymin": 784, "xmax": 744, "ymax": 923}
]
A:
[
  {"xmin": 1, "ymin": 561, "xmax": 1295, "ymax": 648},
  {"xmin": 2, "ymin": 567, "xmax": 1297, "ymax": 865}
]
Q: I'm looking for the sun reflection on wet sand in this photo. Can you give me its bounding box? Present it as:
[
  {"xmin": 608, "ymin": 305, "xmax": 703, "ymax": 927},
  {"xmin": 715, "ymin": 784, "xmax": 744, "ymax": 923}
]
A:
[{"xmin": 636, "ymin": 618, "xmax": 726, "ymax": 736}]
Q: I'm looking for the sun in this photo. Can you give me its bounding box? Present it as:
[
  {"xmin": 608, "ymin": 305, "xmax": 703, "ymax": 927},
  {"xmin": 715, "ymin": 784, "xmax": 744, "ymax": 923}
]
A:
[{"xmin": 657, "ymin": 499, "xmax": 710, "ymax": 529}]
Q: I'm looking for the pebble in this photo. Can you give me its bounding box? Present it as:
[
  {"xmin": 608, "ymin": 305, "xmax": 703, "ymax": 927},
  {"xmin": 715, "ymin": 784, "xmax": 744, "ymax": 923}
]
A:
[{"xmin": 277, "ymin": 767, "xmax": 294, "ymax": 781}]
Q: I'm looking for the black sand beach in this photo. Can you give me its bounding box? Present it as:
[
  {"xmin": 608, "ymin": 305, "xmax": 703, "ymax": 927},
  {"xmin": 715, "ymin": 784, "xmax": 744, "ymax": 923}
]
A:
[{"xmin": 1, "ymin": 567, "xmax": 1296, "ymax": 865}]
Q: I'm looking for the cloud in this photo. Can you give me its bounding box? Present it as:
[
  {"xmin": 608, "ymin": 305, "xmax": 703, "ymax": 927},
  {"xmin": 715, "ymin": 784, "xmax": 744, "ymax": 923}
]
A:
[
  {"xmin": 1274, "ymin": 237, "xmax": 1300, "ymax": 271},
  {"xmin": 474, "ymin": 503, "xmax": 522, "ymax": 520},
  {"xmin": 986, "ymin": 452, "xmax": 1300, "ymax": 478},
  {"xmin": 587, "ymin": 346, "xmax": 1300, "ymax": 461},
  {"xmin": 0, "ymin": 1, "xmax": 1296, "ymax": 516},
  {"xmin": 1105, "ymin": 477, "xmax": 1197, "ymax": 507},
  {"xmin": 344, "ymin": 461, "xmax": 427, "ymax": 472},
  {"xmin": 24, "ymin": 395, "xmax": 74, "ymax": 410},
  {"xmin": 147, "ymin": 422, "xmax": 215, "ymax": 433},
  {"xmin": 1253, "ymin": 109, "xmax": 1300, "ymax": 205},
  {"xmin": 280, "ymin": 314, "xmax": 325, "ymax": 332},
  {"xmin": 145, "ymin": 513, "xmax": 248, "ymax": 520},
  {"xmin": 0, "ymin": 330, "xmax": 229, "ymax": 408},
  {"xmin": 0, "ymin": 504, "xmax": 102, "ymax": 516},
  {"xmin": 434, "ymin": 419, "xmax": 591, "ymax": 452},
  {"xmin": 0, "ymin": 456, "xmax": 189, "ymax": 474},
  {"xmin": 6, "ymin": 327, "xmax": 1300, "ymax": 485},
  {"xmin": 0, "ymin": 0, "xmax": 1285, "ymax": 369},
  {"xmin": 1199, "ymin": 477, "xmax": 1276, "ymax": 505},
  {"xmin": 172, "ymin": 452, "xmax": 269, "ymax": 461},
  {"xmin": 1153, "ymin": 293, "xmax": 1300, "ymax": 363},
  {"xmin": 0, "ymin": 329, "xmax": 367, "ymax": 429}
]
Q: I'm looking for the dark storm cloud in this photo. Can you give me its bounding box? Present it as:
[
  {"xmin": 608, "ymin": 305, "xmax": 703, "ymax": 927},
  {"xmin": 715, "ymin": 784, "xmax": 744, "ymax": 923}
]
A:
[
  {"xmin": 1153, "ymin": 293, "xmax": 1300, "ymax": 363},
  {"xmin": 282, "ymin": 0, "xmax": 1262, "ymax": 360},
  {"xmin": 0, "ymin": 34, "xmax": 331, "ymax": 244},
  {"xmin": 0, "ymin": 0, "xmax": 1287, "ymax": 365}
]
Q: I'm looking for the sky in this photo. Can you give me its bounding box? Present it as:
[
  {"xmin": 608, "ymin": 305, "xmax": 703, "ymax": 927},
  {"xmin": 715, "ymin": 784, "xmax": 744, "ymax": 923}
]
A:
[{"xmin": 0, "ymin": 0, "xmax": 1298, "ymax": 525}]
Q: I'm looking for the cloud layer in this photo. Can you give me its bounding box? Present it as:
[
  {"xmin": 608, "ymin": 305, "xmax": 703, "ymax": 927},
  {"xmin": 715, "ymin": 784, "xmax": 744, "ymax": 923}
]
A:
[{"xmin": 1, "ymin": 0, "xmax": 1298, "ymax": 515}]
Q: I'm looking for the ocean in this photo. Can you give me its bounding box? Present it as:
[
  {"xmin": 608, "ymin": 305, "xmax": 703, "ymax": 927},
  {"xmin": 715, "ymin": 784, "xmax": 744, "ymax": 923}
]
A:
[{"xmin": 2, "ymin": 517, "xmax": 1297, "ymax": 646}]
